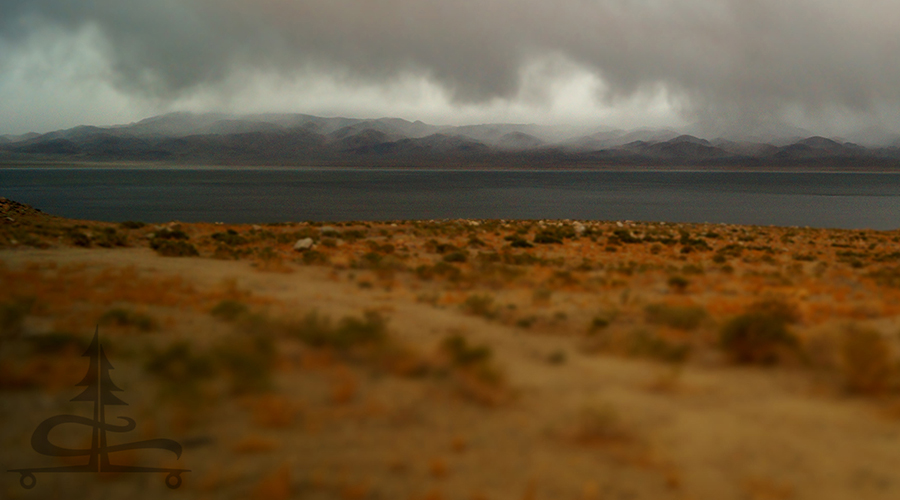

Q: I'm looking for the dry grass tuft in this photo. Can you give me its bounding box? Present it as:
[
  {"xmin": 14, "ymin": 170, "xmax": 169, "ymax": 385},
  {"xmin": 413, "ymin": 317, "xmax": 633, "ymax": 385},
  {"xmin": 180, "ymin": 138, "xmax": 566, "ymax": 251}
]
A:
[
  {"xmin": 568, "ymin": 404, "xmax": 634, "ymax": 446},
  {"xmin": 340, "ymin": 481, "xmax": 372, "ymax": 500},
  {"xmin": 330, "ymin": 367, "xmax": 359, "ymax": 405},
  {"xmin": 840, "ymin": 325, "xmax": 894, "ymax": 395},
  {"xmin": 451, "ymin": 435, "xmax": 467, "ymax": 453},
  {"xmin": 428, "ymin": 457, "xmax": 449, "ymax": 478},
  {"xmin": 437, "ymin": 334, "xmax": 509, "ymax": 405},
  {"xmin": 232, "ymin": 435, "xmax": 279, "ymax": 454},
  {"xmin": 741, "ymin": 477, "xmax": 795, "ymax": 500},
  {"xmin": 250, "ymin": 463, "xmax": 292, "ymax": 500},
  {"xmin": 644, "ymin": 302, "xmax": 707, "ymax": 331},
  {"xmin": 252, "ymin": 395, "xmax": 299, "ymax": 428},
  {"xmin": 0, "ymin": 349, "xmax": 85, "ymax": 391}
]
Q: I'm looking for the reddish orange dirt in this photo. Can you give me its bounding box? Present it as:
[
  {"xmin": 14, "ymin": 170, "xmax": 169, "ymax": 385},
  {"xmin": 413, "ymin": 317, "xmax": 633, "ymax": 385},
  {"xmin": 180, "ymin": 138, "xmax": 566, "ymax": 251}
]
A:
[{"xmin": 3, "ymin": 201, "xmax": 900, "ymax": 499}]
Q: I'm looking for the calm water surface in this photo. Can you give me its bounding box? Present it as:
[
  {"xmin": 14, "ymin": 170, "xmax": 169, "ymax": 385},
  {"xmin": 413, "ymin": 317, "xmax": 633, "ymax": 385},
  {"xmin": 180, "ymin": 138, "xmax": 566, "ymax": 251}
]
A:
[{"xmin": 1, "ymin": 168, "xmax": 899, "ymax": 229}]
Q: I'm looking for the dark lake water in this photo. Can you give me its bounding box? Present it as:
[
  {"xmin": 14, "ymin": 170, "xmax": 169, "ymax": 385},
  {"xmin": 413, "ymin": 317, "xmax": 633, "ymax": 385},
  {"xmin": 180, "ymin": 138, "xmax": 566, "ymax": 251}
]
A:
[{"xmin": 2, "ymin": 168, "xmax": 900, "ymax": 229}]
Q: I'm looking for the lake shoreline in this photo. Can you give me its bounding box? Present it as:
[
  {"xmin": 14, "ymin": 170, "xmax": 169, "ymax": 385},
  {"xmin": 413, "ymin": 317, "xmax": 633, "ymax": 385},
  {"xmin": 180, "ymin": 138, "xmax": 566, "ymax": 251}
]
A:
[{"xmin": 4, "ymin": 160, "xmax": 900, "ymax": 173}]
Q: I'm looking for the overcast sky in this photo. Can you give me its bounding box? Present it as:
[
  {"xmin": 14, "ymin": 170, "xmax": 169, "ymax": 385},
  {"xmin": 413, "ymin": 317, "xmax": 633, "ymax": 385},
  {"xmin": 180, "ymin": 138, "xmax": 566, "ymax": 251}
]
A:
[{"xmin": 2, "ymin": 1, "xmax": 900, "ymax": 138}]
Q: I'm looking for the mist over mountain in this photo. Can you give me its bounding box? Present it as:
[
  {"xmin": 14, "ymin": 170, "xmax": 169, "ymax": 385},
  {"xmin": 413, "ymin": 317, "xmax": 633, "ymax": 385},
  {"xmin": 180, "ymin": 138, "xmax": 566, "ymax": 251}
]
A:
[{"xmin": 2, "ymin": 112, "xmax": 900, "ymax": 170}]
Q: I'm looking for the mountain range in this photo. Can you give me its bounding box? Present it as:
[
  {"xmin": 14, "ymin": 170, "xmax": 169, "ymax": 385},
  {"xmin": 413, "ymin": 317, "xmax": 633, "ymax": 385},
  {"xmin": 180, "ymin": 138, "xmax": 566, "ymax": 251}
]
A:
[{"xmin": 2, "ymin": 112, "xmax": 900, "ymax": 169}]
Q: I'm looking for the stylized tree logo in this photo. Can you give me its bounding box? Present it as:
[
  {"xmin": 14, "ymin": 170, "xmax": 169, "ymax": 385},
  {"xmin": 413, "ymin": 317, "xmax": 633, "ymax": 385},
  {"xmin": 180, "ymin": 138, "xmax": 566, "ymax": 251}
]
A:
[{"xmin": 8, "ymin": 328, "xmax": 190, "ymax": 489}]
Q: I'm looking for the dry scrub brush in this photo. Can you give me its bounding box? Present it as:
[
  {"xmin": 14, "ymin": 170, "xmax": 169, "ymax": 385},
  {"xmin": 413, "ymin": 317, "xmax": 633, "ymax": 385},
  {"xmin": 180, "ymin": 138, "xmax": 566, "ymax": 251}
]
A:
[
  {"xmin": 719, "ymin": 298, "xmax": 801, "ymax": 365},
  {"xmin": 839, "ymin": 325, "xmax": 896, "ymax": 395}
]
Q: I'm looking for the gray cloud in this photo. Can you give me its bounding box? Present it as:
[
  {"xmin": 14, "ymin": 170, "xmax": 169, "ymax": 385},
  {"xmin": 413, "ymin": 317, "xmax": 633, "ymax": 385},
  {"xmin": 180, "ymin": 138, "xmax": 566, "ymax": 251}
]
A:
[{"xmin": 2, "ymin": 0, "xmax": 900, "ymax": 135}]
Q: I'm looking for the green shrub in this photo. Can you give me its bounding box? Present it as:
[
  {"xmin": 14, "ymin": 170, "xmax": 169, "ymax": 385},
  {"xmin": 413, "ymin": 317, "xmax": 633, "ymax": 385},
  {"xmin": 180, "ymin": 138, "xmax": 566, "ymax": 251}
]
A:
[
  {"xmin": 644, "ymin": 303, "xmax": 707, "ymax": 330},
  {"xmin": 119, "ymin": 221, "xmax": 146, "ymax": 229}
]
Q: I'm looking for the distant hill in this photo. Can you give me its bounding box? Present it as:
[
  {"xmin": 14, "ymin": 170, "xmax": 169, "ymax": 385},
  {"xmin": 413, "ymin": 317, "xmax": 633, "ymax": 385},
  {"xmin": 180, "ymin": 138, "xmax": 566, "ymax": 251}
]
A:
[
  {"xmin": 496, "ymin": 132, "xmax": 545, "ymax": 150},
  {"xmin": 3, "ymin": 112, "xmax": 900, "ymax": 169}
]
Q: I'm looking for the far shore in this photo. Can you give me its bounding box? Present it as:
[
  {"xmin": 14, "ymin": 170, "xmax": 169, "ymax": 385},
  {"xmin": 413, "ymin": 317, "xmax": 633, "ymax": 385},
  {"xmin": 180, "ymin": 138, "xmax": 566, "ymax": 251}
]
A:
[{"xmin": 4, "ymin": 159, "xmax": 900, "ymax": 173}]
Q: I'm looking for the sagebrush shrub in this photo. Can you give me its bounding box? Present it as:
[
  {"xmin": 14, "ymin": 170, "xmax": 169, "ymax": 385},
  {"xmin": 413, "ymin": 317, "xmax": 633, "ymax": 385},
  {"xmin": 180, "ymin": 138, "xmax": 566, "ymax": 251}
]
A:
[
  {"xmin": 150, "ymin": 239, "xmax": 199, "ymax": 257},
  {"xmin": 461, "ymin": 294, "xmax": 497, "ymax": 319},
  {"xmin": 720, "ymin": 312, "xmax": 797, "ymax": 364}
]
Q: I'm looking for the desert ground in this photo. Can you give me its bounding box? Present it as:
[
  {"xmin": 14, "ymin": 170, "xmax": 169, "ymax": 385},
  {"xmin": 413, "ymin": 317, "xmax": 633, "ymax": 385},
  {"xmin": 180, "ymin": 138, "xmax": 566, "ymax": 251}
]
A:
[{"xmin": 2, "ymin": 197, "xmax": 900, "ymax": 500}]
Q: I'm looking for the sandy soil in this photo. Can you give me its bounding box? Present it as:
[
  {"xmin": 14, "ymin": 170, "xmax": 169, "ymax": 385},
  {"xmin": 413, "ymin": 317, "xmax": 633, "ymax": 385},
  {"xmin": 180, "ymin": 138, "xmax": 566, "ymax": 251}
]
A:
[{"xmin": 2, "ymin": 200, "xmax": 900, "ymax": 499}]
